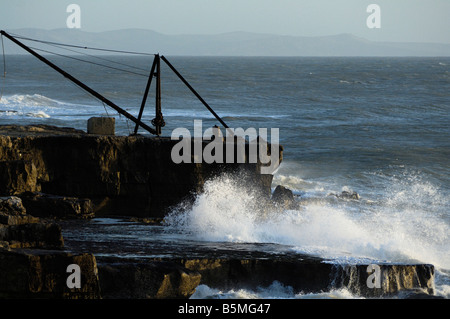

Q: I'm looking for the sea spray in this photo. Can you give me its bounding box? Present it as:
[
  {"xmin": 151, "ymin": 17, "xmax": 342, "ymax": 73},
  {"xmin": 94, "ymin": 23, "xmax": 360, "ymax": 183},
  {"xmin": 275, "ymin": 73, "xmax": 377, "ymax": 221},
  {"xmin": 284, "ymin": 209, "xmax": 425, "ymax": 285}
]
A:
[
  {"xmin": 164, "ymin": 169, "xmax": 450, "ymax": 270},
  {"xmin": 164, "ymin": 174, "xmax": 271, "ymax": 242},
  {"xmin": 164, "ymin": 173, "xmax": 373, "ymax": 253}
]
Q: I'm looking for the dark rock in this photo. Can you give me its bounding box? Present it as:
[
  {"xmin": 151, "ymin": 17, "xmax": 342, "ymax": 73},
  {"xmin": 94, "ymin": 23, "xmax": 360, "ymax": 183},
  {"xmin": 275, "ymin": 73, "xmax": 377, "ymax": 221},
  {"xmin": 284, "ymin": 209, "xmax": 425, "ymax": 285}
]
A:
[
  {"xmin": 181, "ymin": 257, "xmax": 331, "ymax": 293},
  {"xmin": 271, "ymin": 185, "xmax": 296, "ymax": 209},
  {"xmin": 0, "ymin": 196, "xmax": 36, "ymax": 225},
  {"xmin": 330, "ymin": 264, "xmax": 435, "ymax": 297},
  {"xmin": 176, "ymin": 258, "xmax": 436, "ymax": 298},
  {"xmin": 0, "ymin": 222, "xmax": 64, "ymax": 249},
  {"xmin": 0, "ymin": 196, "xmax": 63, "ymax": 247},
  {"xmin": 0, "ymin": 248, "xmax": 100, "ymax": 299},
  {"xmin": 0, "ymin": 124, "xmax": 281, "ymax": 218},
  {"xmin": 98, "ymin": 258, "xmax": 201, "ymax": 299},
  {"xmin": 0, "ymin": 196, "xmax": 40, "ymax": 225},
  {"xmin": 0, "ymin": 213, "xmax": 40, "ymax": 226},
  {"xmin": 400, "ymin": 289, "xmax": 445, "ymax": 299},
  {"xmin": 0, "ymin": 160, "xmax": 38, "ymax": 195},
  {"xmin": 0, "ymin": 196, "xmax": 27, "ymax": 215},
  {"xmin": 20, "ymin": 192, "xmax": 94, "ymax": 219}
]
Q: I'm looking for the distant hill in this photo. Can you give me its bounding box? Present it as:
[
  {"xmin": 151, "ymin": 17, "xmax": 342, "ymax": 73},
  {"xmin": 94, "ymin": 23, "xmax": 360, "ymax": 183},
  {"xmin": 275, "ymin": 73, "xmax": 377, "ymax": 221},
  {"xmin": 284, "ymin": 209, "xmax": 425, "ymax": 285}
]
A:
[{"xmin": 2, "ymin": 28, "xmax": 450, "ymax": 56}]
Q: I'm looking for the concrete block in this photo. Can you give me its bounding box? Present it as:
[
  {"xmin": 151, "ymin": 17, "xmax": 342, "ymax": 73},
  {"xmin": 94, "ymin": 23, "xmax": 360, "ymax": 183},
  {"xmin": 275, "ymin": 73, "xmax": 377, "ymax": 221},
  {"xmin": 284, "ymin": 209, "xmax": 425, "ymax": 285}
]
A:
[{"xmin": 87, "ymin": 117, "xmax": 115, "ymax": 135}]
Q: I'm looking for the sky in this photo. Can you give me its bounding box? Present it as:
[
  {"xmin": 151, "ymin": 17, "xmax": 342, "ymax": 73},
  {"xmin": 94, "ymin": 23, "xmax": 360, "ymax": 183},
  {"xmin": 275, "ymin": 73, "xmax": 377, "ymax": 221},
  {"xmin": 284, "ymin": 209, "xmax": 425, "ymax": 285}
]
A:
[{"xmin": 1, "ymin": 0, "xmax": 449, "ymax": 43}]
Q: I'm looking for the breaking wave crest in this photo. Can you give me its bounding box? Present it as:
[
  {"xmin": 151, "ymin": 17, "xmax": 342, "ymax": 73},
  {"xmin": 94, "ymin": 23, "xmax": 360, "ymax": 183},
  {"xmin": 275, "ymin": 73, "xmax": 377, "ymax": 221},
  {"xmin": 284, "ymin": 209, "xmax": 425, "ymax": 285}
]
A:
[
  {"xmin": 0, "ymin": 94, "xmax": 62, "ymax": 119},
  {"xmin": 164, "ymin": 171, "xmax": 450, "ymax": 270},
  {"xmin": 0, "ymin": 94, "xmax": 63, "ymax": 108}
]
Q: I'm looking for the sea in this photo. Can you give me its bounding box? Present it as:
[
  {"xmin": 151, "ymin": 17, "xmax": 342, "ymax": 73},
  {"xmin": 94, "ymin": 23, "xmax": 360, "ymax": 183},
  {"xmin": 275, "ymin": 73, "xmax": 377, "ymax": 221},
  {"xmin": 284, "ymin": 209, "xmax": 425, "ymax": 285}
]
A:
[{"xmin": 0, "ymin": 53, "xmax": 449, "ymax": 299}]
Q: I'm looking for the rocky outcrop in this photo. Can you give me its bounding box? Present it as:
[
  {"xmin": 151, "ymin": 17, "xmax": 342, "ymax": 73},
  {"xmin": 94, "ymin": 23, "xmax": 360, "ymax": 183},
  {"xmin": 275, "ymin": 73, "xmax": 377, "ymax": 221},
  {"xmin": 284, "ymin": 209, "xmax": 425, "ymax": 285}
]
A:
[
  {"xmin": 0, "ymin": 196, "xmax": 38, "ymax": 225},
  {"xmin": 97, "ymin": 258, "xmax": 201, "ymax": 299},
  {"xmin": 0, "ymin": 160, "xmax": 39, "ymax": 195},
  {"xmin": 0, "ymin": 194, "xmax": 100, "ymax": 299},
  {"xmin": 175, "ymin": 257, "xmax": 435, "ymax": 298},
  {"xmin": 0, "ymin": 195, "xmax": 201, "ymax": 299},
  {"xmin": 330, "ymin": 264, "xmax": 435, "ymax": 297},
  {"xmin": 0, "ymin": 124, "xmax": 281, "ymax": 218},
  {"xmin": 0, "ymin": 223, "xmax": 64, "ymax": 249},
  {"xmin": 0, "ymin": 196, "xmax": 27, "ymax": 215},
  {"xmin": 0, "ymin": 248, "xmax": 100, "ymax": 299},
  {"xmin": 329, "ymin": 190, "xmax": 361, "ymax": 200},
  {"xmin": 271, "ymin": 185, "xmax": 296, "ymax": 209},
  {"xmin": 20, "ymin": 192, "xmax": 94, "ymax": 219},
  {"xmin": 91, "ymin": 252, "xmax": 438, "ymax": 298},
  {"xmin": 0, "ymin": 196, "xmax": 64, "ymax": 249}
]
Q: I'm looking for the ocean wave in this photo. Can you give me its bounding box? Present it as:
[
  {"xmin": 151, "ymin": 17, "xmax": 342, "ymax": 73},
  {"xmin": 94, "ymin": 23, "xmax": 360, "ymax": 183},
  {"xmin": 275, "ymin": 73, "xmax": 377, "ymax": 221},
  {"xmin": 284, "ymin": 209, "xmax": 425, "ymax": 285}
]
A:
[
  {"xmin": 0, "ymin": 94, "xmax": 66, "ymax": 119},
  {"xmin": 0, "ymin": 108, "xmax": 51, "ymax": 119},
  {"xmin": 25, "ymin": 111, "xmax": 51, "ymax": 118},
  {"xmin": 164, "ymin": 171, "xmax": 450, "ymax": 270},
  {"xmin": 0, "ymin": 93, "xmax": 108, "ymax": 121},
  {"xmin": 0, "ymin": 94, "xmax": 65, "ymax": 108}
]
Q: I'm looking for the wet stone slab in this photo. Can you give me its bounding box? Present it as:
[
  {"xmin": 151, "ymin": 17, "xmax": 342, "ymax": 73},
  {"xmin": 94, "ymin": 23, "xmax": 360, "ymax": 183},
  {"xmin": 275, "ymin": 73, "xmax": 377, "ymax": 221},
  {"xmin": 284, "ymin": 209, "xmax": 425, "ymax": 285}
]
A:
[{"xmin": 59, "ymin": 218, "xmax": 437, "ymax": 298}]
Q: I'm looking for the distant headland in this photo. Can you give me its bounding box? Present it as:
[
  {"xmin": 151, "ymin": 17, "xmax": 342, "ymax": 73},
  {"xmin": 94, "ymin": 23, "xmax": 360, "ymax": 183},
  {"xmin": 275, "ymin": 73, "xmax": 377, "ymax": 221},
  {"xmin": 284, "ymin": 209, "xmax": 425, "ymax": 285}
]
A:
[{"xmin": 3, "ymin": 28, "xmax": 450, "ymax": 56}]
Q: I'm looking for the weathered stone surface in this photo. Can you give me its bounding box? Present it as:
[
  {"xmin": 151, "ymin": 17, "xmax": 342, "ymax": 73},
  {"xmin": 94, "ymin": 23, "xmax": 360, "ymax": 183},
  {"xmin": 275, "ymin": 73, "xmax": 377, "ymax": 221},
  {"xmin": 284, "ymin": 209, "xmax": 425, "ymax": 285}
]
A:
[
  {"xmin": 87, "ymin": 117, "xmax": 115, "ymax": 135},
  {"xmin": 173, "ymin": 257, "xmax": 436, "ymax": 298},
  {"xmin": 330, "ymin": 264, "xmax": 435, "ymax": 297},
  {"xmin": 0, "ymin": 160, "xmax": 39, "ymax": 195},
  {"xmin": 0, "ymin": 214, "xmax": 40, "ymax": 226},
  {"xmin": 20, "ymin": 192, "xmax": 94, "ymax": 219},
  {"xmin": 0, "ymin": 196, "xmax": 27, "ymax": 215},
  {"xmin": 97, "ymin": 259, "xmax": 201, "ymax": 299},
  {"xmin": 0, "ymin": 196, "xmax": 40, "ymax": 225},
  {"xmin": 180, "ymin": 257, "xmax": 333, "ymax": 293},
  {"xmin": 0, "ymin": 248, "xmax": 100, "ymax": 299},
  {"xmin": 0, "ymin": 222, "xmax": 64, "ymax": 249}
]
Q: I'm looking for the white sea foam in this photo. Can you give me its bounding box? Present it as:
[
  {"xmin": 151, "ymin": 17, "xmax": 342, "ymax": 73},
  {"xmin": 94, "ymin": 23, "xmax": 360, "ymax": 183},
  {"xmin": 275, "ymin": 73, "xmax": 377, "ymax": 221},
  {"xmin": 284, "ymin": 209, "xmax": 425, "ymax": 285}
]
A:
[
  {"xmin": 0, "ymin": 94, "xmax": 63, "ymax": 108},
  {"xmin": 25, "ymin": 111, "xmax": 51, "ymax": 118},
  {"xmin": 191, "ymin": 281, "xmax": 297, "ymax": 299},
  {"xmin": 0, "ymin": 93, "xmax": 111, "ymax": 124},
  {"xmin": 190, "ymin": 281, "xmax": 362, "ymax": 299},
  {"xmin": 0, "ymin": 94, "xmax": 64, "ymax": 120},
  {"xmin": 165, "ymin": 170, "xmax": 450, "ymax": 270}
]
